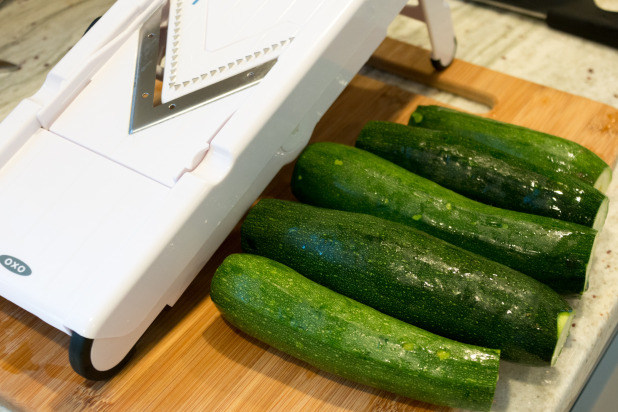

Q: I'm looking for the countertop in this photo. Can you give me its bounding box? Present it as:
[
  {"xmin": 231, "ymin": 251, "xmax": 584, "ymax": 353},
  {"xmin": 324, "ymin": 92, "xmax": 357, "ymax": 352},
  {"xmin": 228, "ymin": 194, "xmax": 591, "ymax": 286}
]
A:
[{"xmin": 1, "ymin": 1, "xmax": 618, "ymax": 411}]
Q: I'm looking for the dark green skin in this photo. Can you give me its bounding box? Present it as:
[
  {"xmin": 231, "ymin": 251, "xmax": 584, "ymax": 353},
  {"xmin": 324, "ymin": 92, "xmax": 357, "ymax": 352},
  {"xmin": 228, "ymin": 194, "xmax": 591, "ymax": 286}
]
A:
[
  {"xmin": 408, "ymin": 105, "xmax": 611, "ymax": 188},
  {"xmin": 242, "ymin": 199, "xmax": 573, "ymax": 365},
  {"xmin": 211, "ymin": 253, "xmax": 500, "ymax": 411},
  {"xmin": 290, "ymin": 142, "xmax": 598, "ymax": 294},
  {"xmin": 356, "ymin": 120, "xmax": 607, "ymax": 228}
]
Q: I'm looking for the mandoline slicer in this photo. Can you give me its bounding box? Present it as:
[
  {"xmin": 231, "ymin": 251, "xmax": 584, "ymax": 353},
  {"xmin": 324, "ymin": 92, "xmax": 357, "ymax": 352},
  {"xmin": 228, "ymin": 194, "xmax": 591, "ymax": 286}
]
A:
[{"xmin": 0, "ymin": 0, "xmax": 455, "ymax": 380}]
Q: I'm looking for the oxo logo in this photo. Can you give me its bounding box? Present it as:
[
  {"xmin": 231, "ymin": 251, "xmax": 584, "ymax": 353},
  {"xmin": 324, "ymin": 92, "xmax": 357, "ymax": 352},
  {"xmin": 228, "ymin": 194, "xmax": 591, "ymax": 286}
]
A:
[{"xmin": 0, "ymin": 255, "xmax": 32, "ymax": 276}]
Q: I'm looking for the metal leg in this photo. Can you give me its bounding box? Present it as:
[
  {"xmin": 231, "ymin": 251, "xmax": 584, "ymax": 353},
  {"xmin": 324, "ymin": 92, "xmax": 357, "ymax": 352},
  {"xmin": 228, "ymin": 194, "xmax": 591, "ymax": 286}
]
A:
[{"xmin": 400, "ymin": 0, "xmax": 457, "ymax": 70}]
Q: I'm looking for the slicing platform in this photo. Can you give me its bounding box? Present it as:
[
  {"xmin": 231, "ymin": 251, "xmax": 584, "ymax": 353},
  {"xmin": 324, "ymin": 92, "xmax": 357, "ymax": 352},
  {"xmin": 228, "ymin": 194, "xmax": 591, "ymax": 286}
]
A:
[{"xmin": 161, "ymin": 0, "xmax": 322, "ymax": 103}]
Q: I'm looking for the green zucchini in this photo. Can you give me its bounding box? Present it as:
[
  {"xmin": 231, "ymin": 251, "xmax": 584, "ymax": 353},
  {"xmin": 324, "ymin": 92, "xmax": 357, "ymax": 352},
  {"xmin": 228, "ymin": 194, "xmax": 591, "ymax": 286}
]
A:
[
  {"xmin": 211, "ymin": 253, "xmax": 500, "ymax": 411},
  {"xmin": 408, "ymin": 105, "xmax": 612, "ymax": 193},
  {"xmin": 291, "ymin": 142, "xmax": 599, "ymax": 294},
  {"xmin": 241, "ymin": 198, "xmax": 574, "ymax": 365},
  {"xmin": 356, "ymin": 120, "xmax": 608, "ymax": 230}
]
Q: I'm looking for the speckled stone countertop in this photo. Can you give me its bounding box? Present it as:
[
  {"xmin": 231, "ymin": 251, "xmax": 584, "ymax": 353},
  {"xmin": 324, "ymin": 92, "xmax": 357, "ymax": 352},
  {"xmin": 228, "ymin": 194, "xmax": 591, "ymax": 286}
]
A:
[
  {"xmin": 1, "ymin": 1, "xmax": 617, "ymax": 411},
  {"xmin": 383, "ymin": 0, "xmax": 618, "ymax": 113}
]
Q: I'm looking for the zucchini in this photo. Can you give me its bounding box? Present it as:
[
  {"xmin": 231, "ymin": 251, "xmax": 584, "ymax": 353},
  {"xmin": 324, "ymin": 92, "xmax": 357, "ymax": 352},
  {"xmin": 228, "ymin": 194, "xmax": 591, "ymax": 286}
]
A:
[
  {"xmin": 291, "ymin": 142, "xmax": 599, "ymax": 294},
  {"xmin": 356, "ymin": 120, "xmax": 608, "ymax": 230},
  {"xmin": 211, "ymin": 253, "xmax": 500, "ymax": 411},
  {"xmin": 408, "ymin": 105, "xmax": 612, "ymax": 193},
  {"xmin": 241, "ymin": 198, "xmax": 574, "ymax": 365}
]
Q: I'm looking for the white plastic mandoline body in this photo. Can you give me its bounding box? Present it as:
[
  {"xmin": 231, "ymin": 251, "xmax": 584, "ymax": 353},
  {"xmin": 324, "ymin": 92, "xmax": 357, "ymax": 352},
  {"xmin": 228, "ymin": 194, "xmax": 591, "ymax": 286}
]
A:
[{"xmin": 0, "ymin": 0, "xmax": 454, "ymax": 376}]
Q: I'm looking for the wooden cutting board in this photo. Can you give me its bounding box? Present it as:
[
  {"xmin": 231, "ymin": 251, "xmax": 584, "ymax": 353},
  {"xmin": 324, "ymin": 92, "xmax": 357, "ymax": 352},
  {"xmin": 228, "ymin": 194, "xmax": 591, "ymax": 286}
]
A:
[{"xmin": 1, "ymin": 38, "xmax": 617, "ymax": 412}]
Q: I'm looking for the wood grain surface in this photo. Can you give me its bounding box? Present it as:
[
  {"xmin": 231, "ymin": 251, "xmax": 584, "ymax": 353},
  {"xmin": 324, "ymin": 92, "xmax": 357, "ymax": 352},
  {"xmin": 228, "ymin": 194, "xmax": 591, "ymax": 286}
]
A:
[{"xmin": 1, "ymin": 38, "xmax": 617, "ymax": 412}]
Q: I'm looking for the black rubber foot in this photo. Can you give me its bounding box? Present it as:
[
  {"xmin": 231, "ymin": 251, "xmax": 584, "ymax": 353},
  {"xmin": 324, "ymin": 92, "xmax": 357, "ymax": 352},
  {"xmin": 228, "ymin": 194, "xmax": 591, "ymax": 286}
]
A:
[
  {"xmin": 69, "ymin": 332, "xmax": 134, "ymax": 380},
  {"xmin": 430, "ymin": 57, "xmax": 450, "ymax": 71}
]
